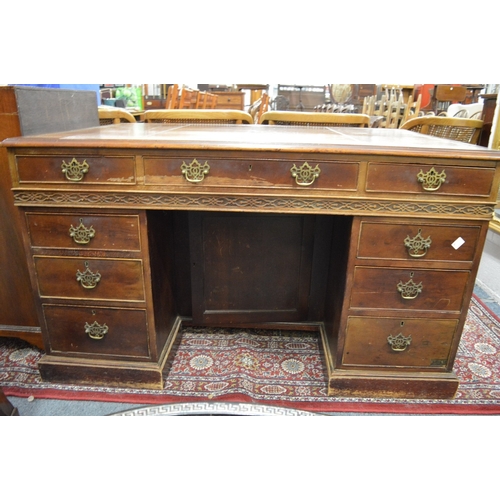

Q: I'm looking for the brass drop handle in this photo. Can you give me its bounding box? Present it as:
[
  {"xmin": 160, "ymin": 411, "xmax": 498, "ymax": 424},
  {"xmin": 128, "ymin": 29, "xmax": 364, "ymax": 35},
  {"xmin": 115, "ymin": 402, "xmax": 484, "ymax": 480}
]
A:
[
  {"xmin": 69, "ymin": 218, "xmax": 96, "ymax": 245},
  {"xmin": 387, "ymin": 332, "xmax": 412, "ymax": 351},
  {"xmin": 404, "ymin": 228, "xmax": 432, "ymax": 258},
  {"xmin": 181, "ymin": 159, "xmax": 210, "ymax": 183},
  {"xmin": 397, "ymin": 273, "xmax": 423, "ymax": 299},
  {"xmin": 61, "ymin": 158, "xmax": 89, "ymax": 182},
  {"xmin": 417, "ymin": 166, "xmax": 446, "ymax": 191},
  {"xmin": 290, "ymin": 162, "xmax": 321, "ymax": 186},
  {"xmin": 85, "ymin": 320, "xmax": 108, "ymax": 340},
  {"xmin": 76, "ymin": 261, "xmax": 101, "ymax": 289}
]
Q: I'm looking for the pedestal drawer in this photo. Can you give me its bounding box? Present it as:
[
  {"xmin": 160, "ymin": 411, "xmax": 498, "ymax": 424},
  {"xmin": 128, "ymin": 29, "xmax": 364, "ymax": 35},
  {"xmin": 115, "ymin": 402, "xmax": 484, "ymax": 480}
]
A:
[
  {"xmin": 143, "ymin": 156, "xmax": 359, "ymax": 190},
  {"xmin": 341, "ymin": 316, "xmax": 458, "ymax": 369},
  {"xmin": 350, "ymin": 267, "xmax": 470, "ymax": 312},
  {"xmin": 357, "ymin": 220, "xmax": 482, "ymax": 263},
  {"xmin": 26, "ymin": 213, "xmax": 141, "ymax": 251},
  {"xmin": 42, "ymin": 304, "xmax": 150, "ymax": 359},
  {"xmin": 15, "ymin": 155, "xmax": 136, "ymax": 184},
  {"xmin": 34, "ymin": 256, "xmax": 146, "ymax": 301},
  {"xmin": 366, "ymin": 162, "xmax": 495, "ymax": 197}
]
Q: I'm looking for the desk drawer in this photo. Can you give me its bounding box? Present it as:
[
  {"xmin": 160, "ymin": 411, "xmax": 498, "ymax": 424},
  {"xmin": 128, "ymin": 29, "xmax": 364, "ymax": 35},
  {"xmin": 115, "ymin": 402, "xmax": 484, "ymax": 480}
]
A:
[
  {"xmin": 341, "ymin": 316, "xmax": 457, "ymax": 369},
  {"xmin": 356, "ymin": 219, "xmax": 482, "ymax": 263},
  {"xmin": 366, "ymin": 162, "xmax": 495, "ymax": 197},
  {"xmin": 350, "ymin": 266, "xmax": 470, "ymax": 312},
  {"xmin": 34, "ymin": 256, "xmax": 146, "ymax": 301},
  {"xmin": 26, "ymin": 213, "xmax": 142, "ymax": 251},
  {"xmin": 143, "ymin": 156, "xmax": 359, "ymax": 190},
  {"xmin": 43, "ymin": 304, "xmax": 150, "ymax": 359},
  {"xmin": 15, "ymin": 155, "xmax": 136, "ymax": 184}
]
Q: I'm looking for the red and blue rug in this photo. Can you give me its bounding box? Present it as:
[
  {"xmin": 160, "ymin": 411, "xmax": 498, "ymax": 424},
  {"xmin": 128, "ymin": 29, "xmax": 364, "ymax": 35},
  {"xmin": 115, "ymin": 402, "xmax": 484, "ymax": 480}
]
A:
[{"xmin": 2, "ymin": 294, "xmax": 500, "ymax": 414}]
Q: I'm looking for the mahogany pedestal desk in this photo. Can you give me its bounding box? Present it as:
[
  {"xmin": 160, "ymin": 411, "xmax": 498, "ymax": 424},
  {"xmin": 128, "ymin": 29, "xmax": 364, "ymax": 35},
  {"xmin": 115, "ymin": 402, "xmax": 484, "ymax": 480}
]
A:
[{"xmin": 5, "ymin": 124, "xmax": 500, "ymax": 399}]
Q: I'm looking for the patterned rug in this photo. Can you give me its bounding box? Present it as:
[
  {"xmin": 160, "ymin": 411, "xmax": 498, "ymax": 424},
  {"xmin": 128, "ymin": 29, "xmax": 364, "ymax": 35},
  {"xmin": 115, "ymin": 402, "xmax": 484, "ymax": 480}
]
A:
[{"xmin": 2, "ymin": 295, "xmax": 500, "ymax": 414}]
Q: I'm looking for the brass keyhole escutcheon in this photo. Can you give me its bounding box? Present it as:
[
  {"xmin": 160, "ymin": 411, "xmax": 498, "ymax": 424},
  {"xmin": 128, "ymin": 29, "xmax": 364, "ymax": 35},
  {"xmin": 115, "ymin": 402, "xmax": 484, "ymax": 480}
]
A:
[
  {"xmin": 76, "ymin": 261, "xmax": 101, "ymax": 289},
  {"xmin": 290, "ymin": 162, "xmax": 321, "ymax": 186},
  {"xmin": 69, "ymin": 218, "xmax": 96, "ymax": 245},
  {"xmin": 417, "ymin": 166, "xmax": 446, "ymax": 191},
  {"xmin": 181, "ymin": 159, "xmax": 210, "ymax": 183},
  {"xmin": 404, "ymin": 228, "xmax": 432, "ymax": 258},
  {"xmin": 61, "ymin": 158, "xmax": 89, "ymax": 182}
]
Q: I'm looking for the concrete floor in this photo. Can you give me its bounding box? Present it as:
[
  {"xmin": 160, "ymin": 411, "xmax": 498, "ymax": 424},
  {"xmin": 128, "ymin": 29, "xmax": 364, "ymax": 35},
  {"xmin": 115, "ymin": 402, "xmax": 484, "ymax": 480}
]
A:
[{"xmin": 477, "ymin": 226, "xmax": 500, "ymax": 306}]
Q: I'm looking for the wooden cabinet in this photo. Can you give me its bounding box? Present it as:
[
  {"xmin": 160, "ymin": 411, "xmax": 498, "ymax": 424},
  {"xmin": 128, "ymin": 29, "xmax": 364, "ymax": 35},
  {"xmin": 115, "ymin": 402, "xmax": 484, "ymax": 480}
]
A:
[
  {"xmin": 212, "ymin": 91, "xmax": 245, "ymax": 110},
  {"xmin": 0, "ymin": 86, "xmax": 98, "ymax": 350},
  {"xmin": 4, "ymin": 124, "xmax": 500, "ymax": 398}
]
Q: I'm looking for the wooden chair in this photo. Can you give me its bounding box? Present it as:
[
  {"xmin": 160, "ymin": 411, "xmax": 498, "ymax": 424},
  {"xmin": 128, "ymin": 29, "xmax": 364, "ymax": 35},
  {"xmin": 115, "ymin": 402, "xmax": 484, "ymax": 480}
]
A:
[
  {"xmin": 205, "ymin": 93, "xmax": 218, "ymax": 109},
  {"xmin": 400, "ymin": 115, "xmax": 483, "ymax": 144},
  {"xmin": 98, "ymin": 106, "xmax": 136, "ymax": 125},
  {"xmin": 432, "ymin": 85, "xmax": 467, "ymax": 115},
  {"xmin": 196, "ymin": 91, "xmax": 208, "ymax": 109},
  {"xmin": 362, "ymin": 95, "xmax": 376, "ymax": 116},
  {"xmin": 165, "ymin": 84, "xmax": 179, "ymax": 109},
  {"xmin": 400, "ymin": 94, "xmax": 422, "ymax": 126},
  {"xmin": 142, "ymin": 109, "xmax": 253, "ymax": 124},
  {"xmin": 249, "ymin": 93, "xmax": 270, "ymax": 123},
  {"xmin": 259, "ymin": 111, "xmax": 370, "ymax": 127},
  {"xmin": 178, "ymin": 88, "xmax": 199, "ymax": 109}
]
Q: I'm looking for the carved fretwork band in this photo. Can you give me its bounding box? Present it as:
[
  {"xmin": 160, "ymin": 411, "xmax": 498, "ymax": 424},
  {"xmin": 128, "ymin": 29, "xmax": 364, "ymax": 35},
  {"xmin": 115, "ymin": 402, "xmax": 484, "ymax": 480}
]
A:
[{"xmin": 12, "ymin": 190, "xmax": 494, "ymax": 218}]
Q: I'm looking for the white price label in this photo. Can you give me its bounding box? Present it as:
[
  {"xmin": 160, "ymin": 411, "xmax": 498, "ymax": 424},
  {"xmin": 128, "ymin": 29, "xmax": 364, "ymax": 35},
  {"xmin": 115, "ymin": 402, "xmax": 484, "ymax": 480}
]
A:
[{"xmin": 452, "ymin": 237, "xmax": 465, "ymax": 250}]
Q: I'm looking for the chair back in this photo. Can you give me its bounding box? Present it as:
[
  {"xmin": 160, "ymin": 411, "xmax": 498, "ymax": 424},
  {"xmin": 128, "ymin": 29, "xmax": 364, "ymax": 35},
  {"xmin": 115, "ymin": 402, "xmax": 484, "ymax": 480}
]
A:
[
  {"xmin": 143, "ymin": 109, "xmax": 253, "ymax": 124},
  {"xmin": 259, "ymin": 111, "xmax": 370, "ymax": 127},
  {"xmin": 401, "ymin": 115, "xmax": 483, "ymax": 144},
  {"xmin": 165, "ymin": 84, "xmax": 179, "ymax": 109},
  {"xmin": 400, "ymin": 94, "xmax": 422, "ymax": 126},
  {"xmin": 433, "ymin": 85, "xmax": 467, "ymax": 114},
  {"xmin": 98, "ymin": 106, "xmax": 136, "ymax": 125},
  {"xmin": 447, "ymin": 102, "xmax": 483, "ymax": 119}
]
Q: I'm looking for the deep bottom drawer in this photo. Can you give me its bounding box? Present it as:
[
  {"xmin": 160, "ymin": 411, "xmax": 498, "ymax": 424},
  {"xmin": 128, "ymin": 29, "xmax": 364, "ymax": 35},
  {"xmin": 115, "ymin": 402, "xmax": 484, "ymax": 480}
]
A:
[
  {"xmin": 43, "ymin": 304, "xmax": 150, "ymax": 360},
  {"xmin": 341, "ymin": 316, "xmax": 458, "ymax": 369}
]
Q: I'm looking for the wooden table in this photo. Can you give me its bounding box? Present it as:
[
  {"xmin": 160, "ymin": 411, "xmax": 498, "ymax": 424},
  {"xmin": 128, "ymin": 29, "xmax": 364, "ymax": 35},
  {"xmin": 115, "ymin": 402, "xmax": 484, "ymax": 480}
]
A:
[{"xmin": 4, "ymin": 124, "xmax": 500, "ymax": 399}]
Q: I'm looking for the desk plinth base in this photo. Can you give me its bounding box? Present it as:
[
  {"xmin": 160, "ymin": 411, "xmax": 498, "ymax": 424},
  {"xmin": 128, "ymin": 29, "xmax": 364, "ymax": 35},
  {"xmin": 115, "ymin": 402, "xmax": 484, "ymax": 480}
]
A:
[
  {"xmin": 327, "ymin": 369, "xmax": 460, "ymax": 399},
  {"xmin": 38, "ymin": 356, "xmax": 165, "ymax": 390}
]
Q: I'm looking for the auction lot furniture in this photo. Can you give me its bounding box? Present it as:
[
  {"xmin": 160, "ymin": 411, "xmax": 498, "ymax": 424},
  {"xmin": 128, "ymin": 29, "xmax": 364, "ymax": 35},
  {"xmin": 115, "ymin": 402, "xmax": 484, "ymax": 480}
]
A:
[
  {"xmin": 0, "ymin": 86, "xmax": 98, "ymax": 349},
  {"xmin": 4, "ymin": 124, "xmax": 500, "ymax": 398}
]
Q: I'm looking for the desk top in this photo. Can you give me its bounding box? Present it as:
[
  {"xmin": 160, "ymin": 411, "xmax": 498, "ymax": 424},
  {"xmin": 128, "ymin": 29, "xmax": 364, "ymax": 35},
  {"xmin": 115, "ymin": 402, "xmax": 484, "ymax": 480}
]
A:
[{"xmin": 5, "ymin": 123, "xmax": 500, "ymax": 161}]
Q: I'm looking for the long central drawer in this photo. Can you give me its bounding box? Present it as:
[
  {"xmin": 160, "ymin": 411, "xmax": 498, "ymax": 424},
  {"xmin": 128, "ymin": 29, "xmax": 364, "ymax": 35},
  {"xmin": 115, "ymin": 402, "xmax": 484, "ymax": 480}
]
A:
[{"xmin": 143, "ymin": 155, "xmax": 359, "ymax": 190}]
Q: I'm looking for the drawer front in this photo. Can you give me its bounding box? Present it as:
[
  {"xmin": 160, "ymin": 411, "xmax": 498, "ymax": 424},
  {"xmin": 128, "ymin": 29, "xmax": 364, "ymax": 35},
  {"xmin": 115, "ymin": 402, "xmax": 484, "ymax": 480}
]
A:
[
  {"xmin": 34, "ymin": 257, "xmax": 145, "ymax": 301},
  {"xmin": 26, "ymin": 213, "xmax": 142, "ymax": 251},
  {"xmin": 350, "ymin": 267, "xmax": 470, "ymax": 312},
  {"xmin": 143, "ymin": 156, "xmax": 359, "ymax": 190},
  {"xmin": 341, "ymin": 316, "xmax": 457, "ymax": 369},
  {"xmin": 43, "ymin": 304, "xmax": 150, "ymax": 359},
  {"xmin": 16, "ymin": 155, "xmax": 136, "ymax": 184},
  {"xmin": 357, "ymin": 220, "xmax": 482, "ymax": 263},
  {"xmin": 366, "ymin": 162, "xmax": 495, "ymax": 197}
]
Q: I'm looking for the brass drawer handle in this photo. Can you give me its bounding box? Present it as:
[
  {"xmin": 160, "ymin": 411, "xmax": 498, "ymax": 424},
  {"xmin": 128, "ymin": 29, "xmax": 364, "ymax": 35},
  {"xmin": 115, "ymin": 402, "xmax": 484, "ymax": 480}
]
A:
[
  {"xmin": 290, "ymin": 162, "xmax": 321, "ymax": 186},
  {"xmin": 404, "ymin": 228, "xmax": 432, "ymax": 258},
  {"xmin": 397, "ymin": 274, "xmax": 423, "ymax": 299},
  {"xmin": 85, "ymin": 320, "xmax": 108, "ymax": 340},
  {"xmin": 387, "ymin": 332, "xmax": 412, "ymax": 351},
  {"xmin": 69, "ymin": 218, "xmax": 96, "ymax": 245},
  {"xmin": 61, "ymin": 158, "xmax": 89, "ymax": 182},
  {"xmin": 417, "ymin": 166, "xmax": 446, "ymax": 191},
  {"xmin": 181, "ymin": 159, "xmax": 210, "ymax": 183},
  {"xmin": 76, "ymin": 261, "xmax": 101, "ymax": 289}
]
